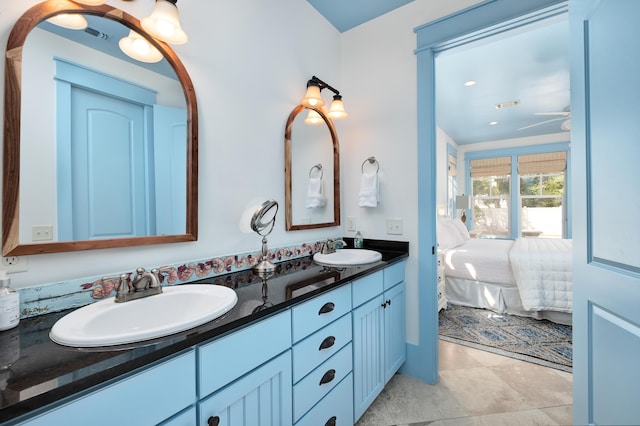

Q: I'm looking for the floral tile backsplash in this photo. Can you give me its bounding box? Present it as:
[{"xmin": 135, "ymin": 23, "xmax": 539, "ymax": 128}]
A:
[{"xmin": 19, "ymin": 239, "xmax": 328, "ymax": 318}]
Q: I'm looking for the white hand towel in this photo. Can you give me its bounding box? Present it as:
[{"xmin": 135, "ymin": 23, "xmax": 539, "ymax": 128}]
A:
[
  {"xmin": 305, "ymin": 176, "xmax": 326, "ymax": 208},
  {"xmin": 358, "ymin": 172, "xmax": 379, "ymax": 207}
]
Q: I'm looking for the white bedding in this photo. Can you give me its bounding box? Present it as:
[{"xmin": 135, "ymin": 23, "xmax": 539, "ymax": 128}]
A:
[
  {"xmin": 509, "ymin": 238, "xmax": 572, "ymax": 312},
  {"xmin": 443, "ymin": 238, "xmax": 516, "ymax": 285}
]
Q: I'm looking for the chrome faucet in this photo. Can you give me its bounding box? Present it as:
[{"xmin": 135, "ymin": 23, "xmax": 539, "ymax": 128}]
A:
[
  {"xmin": 321, "ymin": 238, "xmax": 347, "ymax": 254},
  {"xmin": 103, "ymin": 266, "xmax": 172, "ymax": 303}
]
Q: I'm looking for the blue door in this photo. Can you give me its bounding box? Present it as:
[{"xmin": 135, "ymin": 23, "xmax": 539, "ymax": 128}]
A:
[
  {"xmin": 571, "ymin": 0, "xmax": 640, "ymax": 423},
  {"xmin": 61, "ymin": 87, "xmax": 150, "ymax": 240}
]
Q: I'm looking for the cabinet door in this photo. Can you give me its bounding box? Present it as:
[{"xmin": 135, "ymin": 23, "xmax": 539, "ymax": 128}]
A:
[
  {"xmin": 384, "ymin": 281, "xmax": 406, "ymax": 383},
  {"xmin": 352, "ymin": 294, "xmax": 384, "ymax": 422},
  {"xmin": 198, "ymin": 351, "xmax": 292, "ymax": 426}
]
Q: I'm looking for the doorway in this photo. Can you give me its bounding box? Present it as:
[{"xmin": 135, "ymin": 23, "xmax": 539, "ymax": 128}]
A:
[{"xmin": 411, "ymin": 0, "xmax": 569, "ymax": 385}]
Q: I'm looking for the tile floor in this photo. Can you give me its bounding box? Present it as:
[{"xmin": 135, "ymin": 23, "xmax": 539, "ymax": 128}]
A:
[{"xmin": 356, "ymin": 340, "xmax": 573, "ymax": 426}]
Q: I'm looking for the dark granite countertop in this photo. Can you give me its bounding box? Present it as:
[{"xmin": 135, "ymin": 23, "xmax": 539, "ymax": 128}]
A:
[{"xmin": 0, "ymin": 239, "xmax": 408, "ymax": 423}]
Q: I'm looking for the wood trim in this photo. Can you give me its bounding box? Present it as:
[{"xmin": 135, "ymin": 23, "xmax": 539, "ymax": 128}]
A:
[
  {"xmin": 284, "ymin": 105, "xmax": 340, "ymax": 231},
  {"xmin": 2, "ymin": 0, "xmax": 198, "ymax": 255}
]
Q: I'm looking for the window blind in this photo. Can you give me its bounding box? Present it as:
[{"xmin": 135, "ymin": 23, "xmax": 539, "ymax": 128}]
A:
[
  {"xmin": 470, "ymin": 157, "xmax": 511, "ymax": 177},
  {"xmin": 518, "ymin": 151, "xmax": 567, "ymax": 175},
  {"xmin": 448, "ymin": 154, "xmax": 457, "ymax": 176}
]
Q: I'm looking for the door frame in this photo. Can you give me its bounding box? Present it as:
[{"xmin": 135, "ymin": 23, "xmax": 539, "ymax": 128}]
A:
[{"xmin": 405, "ymin": 0, "xmax": 567, "ymax": 383}]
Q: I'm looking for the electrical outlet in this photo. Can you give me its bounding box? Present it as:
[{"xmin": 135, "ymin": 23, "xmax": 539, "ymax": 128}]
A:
[
  {"xmin": 386, "ymin": 218, "xmax": 403, "ymax": 235},
  {"xmin": 32, "ymin": 225, "xmax": 54, "ymax": 241},
  {"xmin": 1, "ymin": 256, "xmax": 28, "ymax": 273},
  {"xmin": 346, "ymin": 216, "xmax": 357, "ymax": 232}
]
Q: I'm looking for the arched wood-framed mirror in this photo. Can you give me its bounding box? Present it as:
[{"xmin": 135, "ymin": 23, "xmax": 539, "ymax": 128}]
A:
[
  {"xmin": 284, "ymin": 105, "xmax": 340, "ymax": 231},
  {"xmin": 3, "ymin": 0, "xmax": 198, "ymax": 255}
]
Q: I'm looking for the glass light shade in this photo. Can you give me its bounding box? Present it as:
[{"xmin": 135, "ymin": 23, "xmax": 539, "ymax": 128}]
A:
[
  {"xmin": 119, "ymin": 30, "xmax": 163, "ymax": 63},
  {"xmin": 47, "ymin": 13, "xmax": 88, "ymax": 30},
  {"xmin": 141, "ymin": 0, "xmax": 188, "ymax": 45},
  {"xmin": 301, "ymin": 85, "xmax": 324, "ymax": 108},
  {"xmin": 71, "ymin": 0, "xmax": 106, "ymax": 5},
  {"xmin": 304, "ymin": 109, "xmax": 324, "ymax": 125},
  {"xmin": 328, "ymin": 98, "xmax": 348, "ymax": 119}
]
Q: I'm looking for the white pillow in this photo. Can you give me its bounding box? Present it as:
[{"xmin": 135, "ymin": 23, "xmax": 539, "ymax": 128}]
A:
[
  {"xmin": 451, "ymin": 218, "xmax": 471, "ymax": 241},
  {"xmin": 437, "ymin": 219, "xmax": 466, "ymax": 249}
]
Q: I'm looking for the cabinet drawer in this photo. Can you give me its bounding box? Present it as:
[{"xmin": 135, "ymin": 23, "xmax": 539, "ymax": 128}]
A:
[
  {"xmin": 352, "ymin": 270, "xmax": 384, "ymax": 308},
  {"xmin": 293, "ymin": 343, "xmax": 352, "ymax": 422},
  {"xmin": 18, "ymin": 350, "xmax": 196, "ymax": 426},
  {"xmin": 198, "ymin": 310, "xmax": 291, "ymax": 398},
  {"xmin": 383, "ymin": 260, "xmax": 406, "ymax": 290},
  {"xmin": 292, "ymin": 285, "xmax": 351, "ymax": 343},
  {"xmin": 292, "ymin": 313, "xmax": 351, "ymax": 383},
  {"xmin": 295, "ymin": 373, "xmax": 353, "ymax": 426}
]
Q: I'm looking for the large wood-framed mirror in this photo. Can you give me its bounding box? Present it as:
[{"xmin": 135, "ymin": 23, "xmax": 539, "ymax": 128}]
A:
[
  {"xmin": 284, "ymin": 105, "xmax": 340, "ymax": 230},
  {"xmin": 3, "ymin": 0, "xmax": 198, "ymax": 255}
]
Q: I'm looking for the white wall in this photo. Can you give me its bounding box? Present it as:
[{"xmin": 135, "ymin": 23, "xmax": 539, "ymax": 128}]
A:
[
  {"xmin": 339, "ymin": 0, "xmax": 483, "ymax": 344},
  {"xmin": 0, "ymin": 0, "xmax": 341, "ymax": 287}
]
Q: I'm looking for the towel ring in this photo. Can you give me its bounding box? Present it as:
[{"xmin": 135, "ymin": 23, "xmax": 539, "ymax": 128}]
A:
[
  {"xmin": 309, "ymin": 163, "xmax": 323, "ymax": 179},
  {"xmin": 361, "ymin": 156, "xmax": 380, "ymax": 174}
]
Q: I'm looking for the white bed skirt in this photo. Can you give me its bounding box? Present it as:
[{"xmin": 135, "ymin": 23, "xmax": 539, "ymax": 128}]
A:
[{"xmin": 445, "ymin": 276, "xmax": 572, "ymax": 326}]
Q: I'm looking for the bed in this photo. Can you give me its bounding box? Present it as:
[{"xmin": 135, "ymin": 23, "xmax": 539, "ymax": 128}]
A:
[{"xmin": 438, "ymin": 218, "xmax": 572, "ymax": 325}]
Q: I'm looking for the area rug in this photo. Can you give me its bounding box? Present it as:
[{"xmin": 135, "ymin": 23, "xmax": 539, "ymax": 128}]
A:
[{"xmin": 438, "ymin": 303, "xmax": 572, "ymax": 372}]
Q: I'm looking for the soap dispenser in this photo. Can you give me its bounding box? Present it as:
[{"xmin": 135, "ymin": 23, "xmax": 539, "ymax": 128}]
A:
[
  {"xmin": 354, "ymin": 230, "xmax": 364, "ymax": 249},
  {"xmin": 0, "ymin": 271, "xmax": 19, "ymax": 331}
]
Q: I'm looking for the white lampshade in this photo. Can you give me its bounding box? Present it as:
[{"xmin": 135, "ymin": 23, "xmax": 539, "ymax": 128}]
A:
[
  {"xmin": 71, "ymin": 0, "xmax": 106, "ymax": 5},
  {"xmin": 328, "ymin": 97, "xmax": 348, "ymax": 119},
  {"xmin": 141, "ymin": 0, "xmax": 188, "ymax": 45},
  {"xmin": 119, "ymin": 30, "xmax": 163, "ymax": 63},
  {"xmin": 47, "ymin": 13, "xmax": 88, "ymax": 30},
  {"xmin": 304, "ymin": 109, "xmax": 324, "ymax": 125},
  {"xmin": 301, "ymin": 85, "xmax": 324, "ymax": 108},
  {"xmin": 456, "ymin": 195, "xmax": 471, "ymax": 209}
]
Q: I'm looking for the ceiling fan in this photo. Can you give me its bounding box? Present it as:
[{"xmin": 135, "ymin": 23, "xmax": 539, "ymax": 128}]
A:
[{"xmin": 518, "ymin": 106, "xmax": 571, "ymax": 131}]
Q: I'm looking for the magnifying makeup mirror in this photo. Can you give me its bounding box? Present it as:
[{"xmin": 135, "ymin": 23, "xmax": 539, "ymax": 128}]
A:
[{"xmin": 250, "ymin": 199, "xmax": 279, "ymax": 272}]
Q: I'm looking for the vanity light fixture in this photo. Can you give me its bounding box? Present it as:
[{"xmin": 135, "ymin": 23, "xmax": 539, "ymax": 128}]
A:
[
  {"xmin": 141, "ymin": 0, "xmax": 188, "ymax": 45},
  {"xmin": 119, "ymin": 30, "xmax": 163, "ymax": 63},
  {"xmin": 47, "ymin": 13, "xmax": 88, "ymax": 30},
  {"xmin": 301, "ymin": 76, "xmax": 348, "ymax": 120}
]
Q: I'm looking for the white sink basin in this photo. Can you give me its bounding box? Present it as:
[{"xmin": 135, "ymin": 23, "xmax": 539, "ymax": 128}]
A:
[
  {"xmin": 50, "ymin": 285, "xmax": 238, "ymax": 347},
  {"xmin": 313, "ymin": 249, "xmax": 382, "ymax": 266}
]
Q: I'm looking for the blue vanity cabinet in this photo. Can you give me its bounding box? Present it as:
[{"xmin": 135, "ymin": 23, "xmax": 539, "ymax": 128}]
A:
[
  {"xmin": 352, "ymin": 262, "xmax": 406, "ymax": 422},
  {"xmin": 290, "ymin": 285, "xmax": 353, "ymax": 425},
  {"xmin": 15, "ymin": 349, "xmax": 197, "ymax": 426}
]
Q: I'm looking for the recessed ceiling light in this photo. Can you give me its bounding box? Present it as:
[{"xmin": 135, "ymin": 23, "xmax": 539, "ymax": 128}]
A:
[
  {"xmin": 464, "ymin": 80, "xmax": 476, "ymax": 87},
  {"xmin": 489, "ymin": 121, "xmax": 498, "ymax": 126}
]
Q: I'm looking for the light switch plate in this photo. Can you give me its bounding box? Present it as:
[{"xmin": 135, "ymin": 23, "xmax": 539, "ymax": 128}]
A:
[{"xmin": 386, "ymin": 218, "xmax": 403, "ymax": 235}]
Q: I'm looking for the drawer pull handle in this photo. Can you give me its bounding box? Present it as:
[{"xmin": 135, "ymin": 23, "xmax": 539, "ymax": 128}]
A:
[
  {"xmin": 319, "ymin": 369, "xmax": 336, "ymax": 385},
  {"xmin": 387, "ymin": 299, "xmax": 391, "ymax": 306},
  {"xmin": 325, "ymin": 416, "xmax": 337, "ymax": 426},
  {"xmin": 207, "ymin": 416, "xmax": 220, "ymax": 426},
  {"xmin": 319, "ymin": 336, "xmax": 336, "ymax": 350},
  {"xmin": 319, "ymin": 302, "xmax": 335, "ymax": 315}
]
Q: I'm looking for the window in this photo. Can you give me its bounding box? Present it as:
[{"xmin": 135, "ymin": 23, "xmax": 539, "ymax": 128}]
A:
[
  {"xmin": 518, "ymin": 152, "xmax": 567, "ymax": 238},
  {"xmin": 447, "ymin": 153, "xmax": 457, "ymax": 217},
  {"xmin": 470, "ymin": 157, "xmax": 511, "ymax": 237},
  {"xmin": 467, "ymin": 150, "xmax": 568, "ymax": 239}
]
